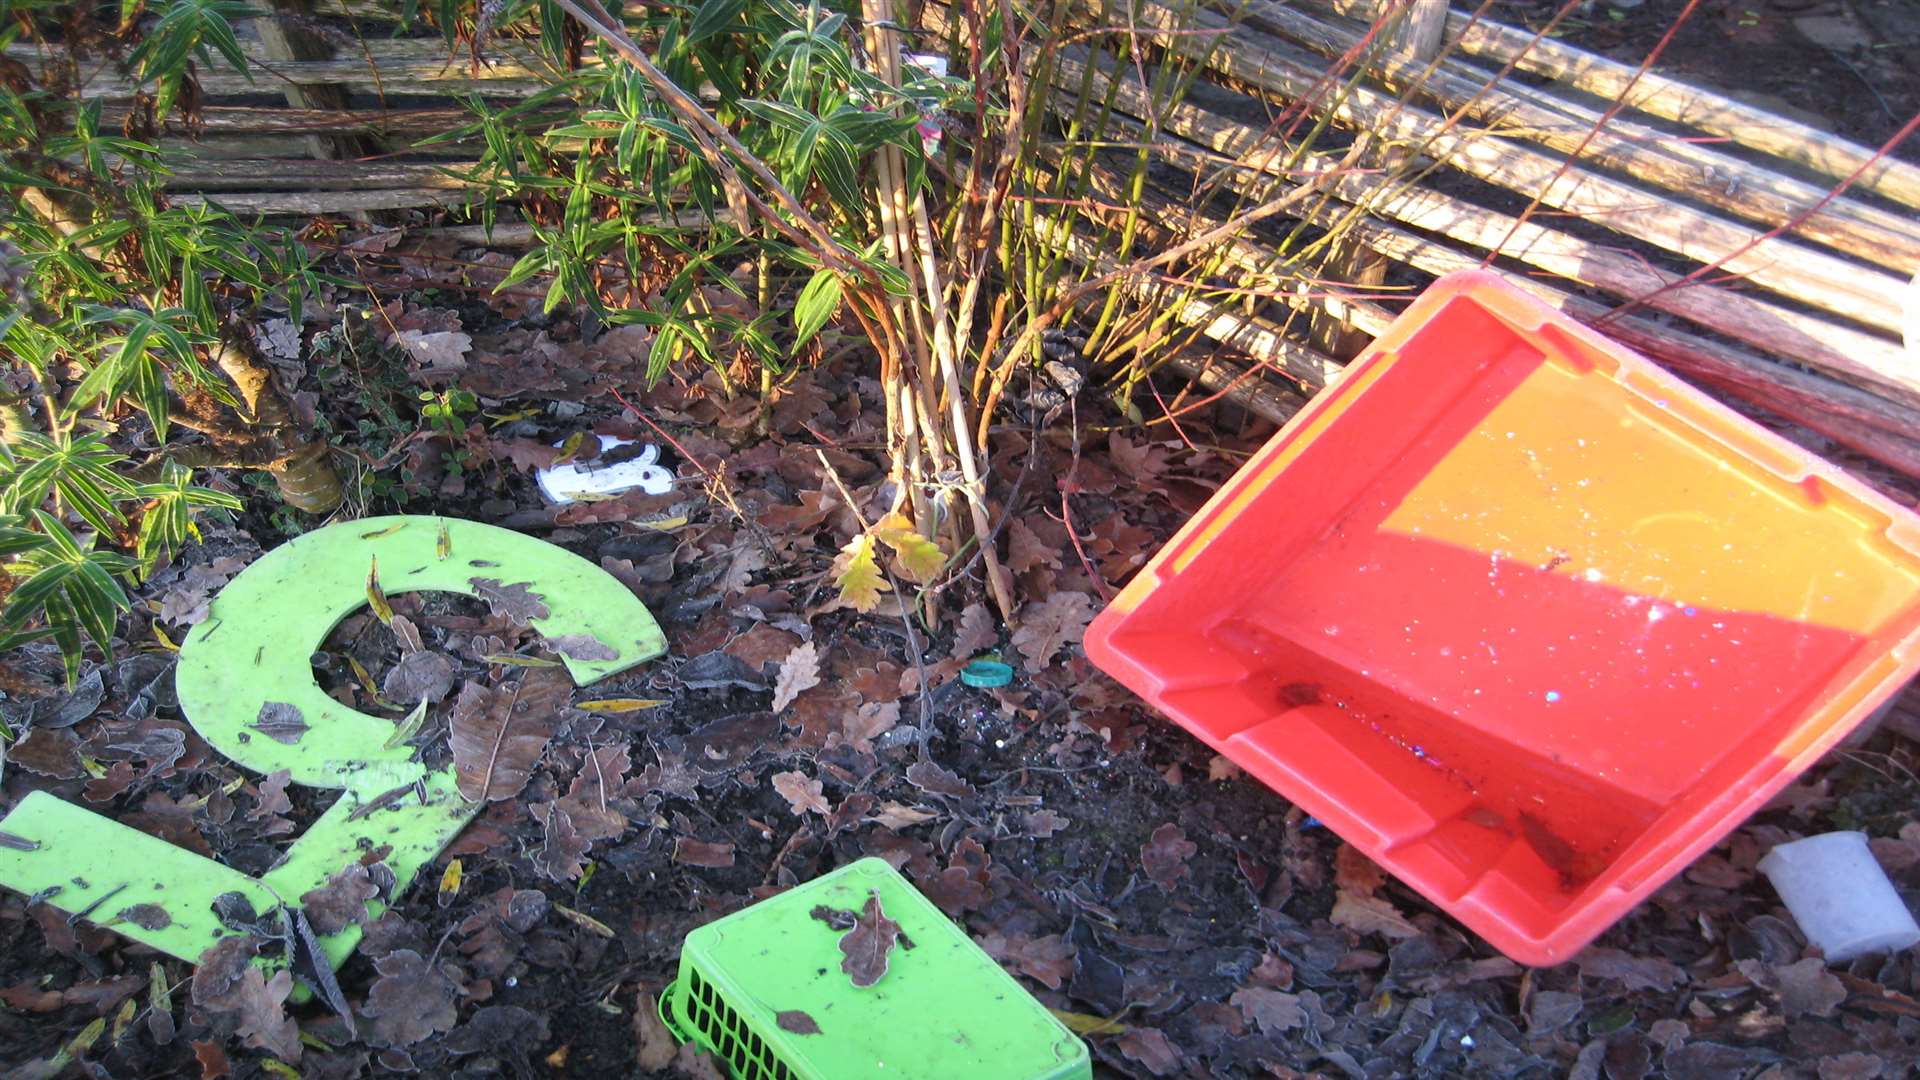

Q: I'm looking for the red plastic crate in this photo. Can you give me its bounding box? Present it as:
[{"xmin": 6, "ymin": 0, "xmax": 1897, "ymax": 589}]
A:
[{"xmin": 1086, "ymin": 271, "xmax": 1920, "ymax": 965}]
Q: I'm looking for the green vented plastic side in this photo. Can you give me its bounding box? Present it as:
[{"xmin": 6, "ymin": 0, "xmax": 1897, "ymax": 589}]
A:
[{"xmin": 663, "ymin": 858, "xmax": 1089, "ymax": 1080}]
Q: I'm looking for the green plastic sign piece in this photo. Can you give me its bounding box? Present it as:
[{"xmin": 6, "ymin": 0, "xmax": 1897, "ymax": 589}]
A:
[{"xmin": 0, "ymin": 515, "xmax": 665, "ymax": 973}]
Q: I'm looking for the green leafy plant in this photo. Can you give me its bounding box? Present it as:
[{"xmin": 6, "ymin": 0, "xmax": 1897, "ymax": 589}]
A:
[
  {"xmin": 1, "ymin": 0, "xmax": 338, "ymax": 680},
  {"xmin": 447, "ymin": 0, "xmax": 953, "ymax": 375}
]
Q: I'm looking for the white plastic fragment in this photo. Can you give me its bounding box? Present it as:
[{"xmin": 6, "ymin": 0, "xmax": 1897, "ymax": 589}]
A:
[
  {"xmin": 534, "ymin": 436, "xmax": 674, "ymax": 505},
  {"xmin": 1757, "ymin": 831, "xmax": 1920, "ymax": 964}
]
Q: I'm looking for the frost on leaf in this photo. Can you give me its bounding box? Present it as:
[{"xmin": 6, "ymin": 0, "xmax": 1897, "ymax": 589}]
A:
[
  {"xmin": 771, "ymin": 642, "xmax": 823, "ymax": 712},
  {"xmin": 116, "ymin": 903, "xmax": 170, "ymax": 930},
  {"xmin": 1141, "ymin": 822, "xmax": 1197, "ymax": 892},
  {"xmin": 362, "ymin": 949, "xmax": 459, "ymax": 1046},
  {"xmin": 1010, "ymin": 591, "xmax": 1094, "ymax": 669},
  {"xmin": 393, "ymin": 329, "xmax": 472, "ymax": 370},
  {"xmin": 469, "ymin": 578, "xmax": 551, "ymax": 624},
  {"xmin": 548, "ymin": 634, "xmax": 618, "ymax": 662},
  {"xmin": 771, "ymin": 770, "xmax": 830, "ymax": 816},
  {"xmin": 837, "ymin": 891, "xmax": 903, "ymax": 988},
  {"xmin": 383, "ymin": 650, "xmax": 456, "ymax": 704},
  {"xmin": 191, "ymin": 937, "xmax": 300, "ymax": 1062},
  {"xmin": 251, "ymin": 701, "xmax": 309, "ymax": 745},
  {"xmin": 831, "ymin": 534, "xmax": 890, "ymax": 612},
  {"xmin": 300, "ymin": 862, "xmax": 380, "ymax": 935}
]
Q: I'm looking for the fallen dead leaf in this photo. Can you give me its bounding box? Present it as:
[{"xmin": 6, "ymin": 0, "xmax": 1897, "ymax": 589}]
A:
[
  {"xmin": 673, "ymin": 838, "xmax": 737, "ymax": 868},
  {"xmin": 1230, "ymin": 986, "xmax": 1304, "ymax": 1034},
  {"xmin": 952, "ymin": 602, "xmax": 997, "ymax": 659},
  {"xmin": 905, "ymin": 760, "xmax": 975, "ymax": 800},
  {"xmin": 634, "ymin": 989, "xmax": 678, "ymax": 1070},
  {"xmin": 673, "ymin": 1041, "xmax": 727, "ymax": 1080},
  {"xmin": 1333, "ymin": 842, "xmax": 1387, "ymax": 898},
  {"xmin": 1010, "ymin": 591, "xmax": 1094, "ymax": 669},
  {"xmin": 469, "ymin": 578, "xmax": 550, "ymax": 624},
  {"xmin": 362, "ymin": 949, "xmax": 459, "ymax": 1046},
  {"xmin": 871, "ymin": 803, "xmax": 937, "ymax": 829},
  {"xmin": 1007, "ymin": 518, "xmax": 1062, "ymax": 575},
  {"xmin": 771, "ymin": 770, "xmax": 830, "ymax": 815},
  {"xmin": 250, "ymin": 702, "xmax": 309, "ymax": 745},
  {"xmin": 841, "ymin": 701, "xmax": 899, "ymax": 753},
  {"xmin": 1116, "ymin": 1026, "xmax": 1181, "ymax": 1077},
  {"xmin": 1329, "ymin": 892, "xmax": 1421, "ymax": 940},
  {"xmin": 1021, "ymin": 809, "xmax": 1069, "ymax": 838},
  {"xmin": 192, "ymin": 938, "xmax": 301, "ymax": 1062},
  {"xmin": 549, "ymin": 634, "xmax": 618, "ymax": 662},
  {"xmin": 1742, "ymin": 956, "xmax": 1847, "ymax": 1018},
  {"xmin": 1141, "ymin": 823, "xmax": 1197, "ymax": 892},
  {"xmin": 383, "ymin": 651, "xmax": 456, "ymax": 705},
  {"xmin": 772, "ymin": 642, "xmax": 823, "ymax": 712},
  {"xmin": 534, "ymin": 803, "xmax": 592, "ymax": 881},
  {"xmin": 449, "ymin": 668, "xmax": 572, "ymax": 801},
  {"xmin": 1207, "ymin": 755, "xmax": 1244, "ymax": 782},
  {"xmin": 776, "ymin": 1010, "xmax": 822, "ymax": 1035},
  {"xmin": 838, "ymin": 891, "xmax": 902, "ymax": 988},
  {"xmin": 300, "ymin": 862, "xmax": 379, "ymax": 935},
  {"xmin": 115, "ymin": 903, "xmax": 171, "ymax": 930},
  {"xmin": 393, "ymin": 329, "xmax": 472, "ymax": 370},
  {"xmin": 1577, "ymin": 946, "xmax": 1686, "ymax": 992},
  {"xmin": 982, "ymin": 932, "xmax": 1075, "ymax": 990},
  {"xmin": 724, "ymin": 623, "xmax": 800, "ymax": 671}
]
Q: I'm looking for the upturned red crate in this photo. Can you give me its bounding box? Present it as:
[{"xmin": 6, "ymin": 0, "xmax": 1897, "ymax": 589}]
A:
[{"xmin": 1085, "ymin": 271, "xmax": 1920, "ymax": 965}]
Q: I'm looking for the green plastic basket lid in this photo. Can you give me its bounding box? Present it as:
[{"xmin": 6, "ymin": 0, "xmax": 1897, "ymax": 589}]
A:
[{"xmin": 665, "ymin": 857, "xmax": 1089, "ymax": 1080}]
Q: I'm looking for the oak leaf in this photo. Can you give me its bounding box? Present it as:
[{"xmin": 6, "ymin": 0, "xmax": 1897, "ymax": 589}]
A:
[
  {"xmin": 838, "ymin": 891, "xmax": 902, "ymax": 988},
  {"xmin": 771, "ymin": 770, "xmax": 830, "ymax": 816},
  {"xmin": 1010, "ymin": 591, "xmax": 1094, "ymax": 669},
  {"xmin": 831, "ymin": 534, "xmax": 890, "ymax": 612},
  {"xmin": 772, "ymin": 642, "xmax": 823, "ymax": 712}
]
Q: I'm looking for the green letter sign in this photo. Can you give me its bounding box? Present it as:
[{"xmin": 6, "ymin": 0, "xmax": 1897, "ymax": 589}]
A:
[{"xmin": 0, "ymin": 516, "xmax": 664, "ymax": 970}]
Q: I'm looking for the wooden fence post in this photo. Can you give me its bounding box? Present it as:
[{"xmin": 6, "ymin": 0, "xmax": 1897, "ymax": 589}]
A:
[{"xmin": 254, "ymin": 0, "xmax": 373, "ymax": 161}]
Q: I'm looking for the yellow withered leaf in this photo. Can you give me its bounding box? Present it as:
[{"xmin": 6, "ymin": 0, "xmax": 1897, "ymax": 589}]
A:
[
  {"xmin": 384, "ymin": 698, "xmax": 429, "ymax": 750},
  {"xmin": 1048, "ymin": 1008, "xmax": 1128, "ymax": 1036},
  {"xmin": 873, "ymin": 511, "xmax": 946, "ymax": 584},
  {"xmin": 366, "ymin": 555, "xmax": 393, "ymax": 626},
  {"xmin": 347, "ymin": 656, "xmax": 381, "ymax": 697},
  {"xmin": 482, "ymin": 654, "xmax": 564, "ymax": 668},
  {"xmin": 576, "ymin": 698, "xmax": 669, "ymax": 714},
  {"xmin": 438, "ymin": 858, "xmax": 463, "ymax": 908},
  {"xmin": 553, "ymin": 903, "xmax": 615, "ymax": 938},
  {"xmin": 551, "ymin": 430, "xmax": 590, "ymax": 466},
  {"xmin": 832, "ymin": 533, "xmax": 891, "ymax": 612}
]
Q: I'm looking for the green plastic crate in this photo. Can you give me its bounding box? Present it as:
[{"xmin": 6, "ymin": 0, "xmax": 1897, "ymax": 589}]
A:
[{"xmin": 661, "ymin": 857, "xmax": 1090, "ymax": 1080}]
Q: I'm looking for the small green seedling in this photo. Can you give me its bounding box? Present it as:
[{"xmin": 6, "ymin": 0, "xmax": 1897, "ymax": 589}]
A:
[
  {"xmin": 663, "ymin": 857, "xmax": 1089, "ymax": 1080},
  {"xmin": 0, "ymin": 516, "xmax": 665, "ymax": 972}
]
